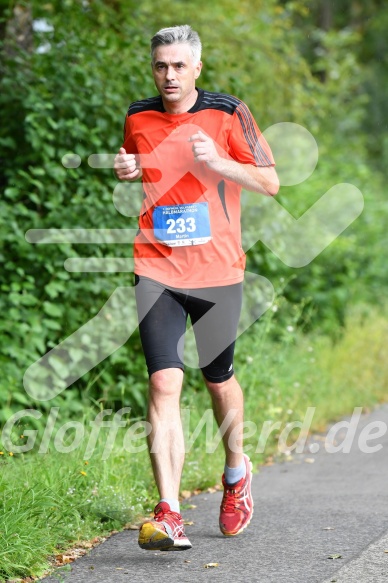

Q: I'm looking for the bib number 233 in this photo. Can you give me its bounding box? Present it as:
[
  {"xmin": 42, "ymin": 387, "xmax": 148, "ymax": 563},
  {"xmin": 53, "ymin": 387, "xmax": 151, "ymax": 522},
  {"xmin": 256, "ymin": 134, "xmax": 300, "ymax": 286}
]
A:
[{"xmin": 153, "ymin": 202, "xmax": 212, "ymax": 247}]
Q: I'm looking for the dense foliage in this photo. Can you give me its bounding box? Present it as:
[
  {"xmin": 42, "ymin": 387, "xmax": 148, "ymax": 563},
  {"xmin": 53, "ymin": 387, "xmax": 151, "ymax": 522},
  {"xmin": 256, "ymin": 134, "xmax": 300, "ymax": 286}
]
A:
[{"xmin": 0, "ymin": 0, "xmax": 386, "ymax": 421}]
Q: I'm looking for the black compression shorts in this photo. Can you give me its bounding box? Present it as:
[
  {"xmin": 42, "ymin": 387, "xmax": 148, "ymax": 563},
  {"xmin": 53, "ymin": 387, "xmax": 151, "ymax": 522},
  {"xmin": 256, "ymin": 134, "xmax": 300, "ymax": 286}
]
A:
[{"xmin": 134, "ymin": 275, "xmax": 243, "ymax": 383}]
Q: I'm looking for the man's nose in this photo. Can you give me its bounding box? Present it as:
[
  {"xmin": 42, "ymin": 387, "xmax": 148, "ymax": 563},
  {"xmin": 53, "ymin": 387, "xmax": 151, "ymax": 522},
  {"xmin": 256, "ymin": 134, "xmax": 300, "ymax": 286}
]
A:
[{"xmin": 166, "ymin": 66, "xmax": 176, "ymax": 80}]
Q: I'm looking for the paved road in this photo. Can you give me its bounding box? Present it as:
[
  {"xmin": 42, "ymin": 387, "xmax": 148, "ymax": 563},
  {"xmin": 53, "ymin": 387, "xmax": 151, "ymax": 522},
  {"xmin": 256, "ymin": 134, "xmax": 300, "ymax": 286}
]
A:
[{"xmin": 41, "ymin": 405, "xmax": 388, "ymax": 583}]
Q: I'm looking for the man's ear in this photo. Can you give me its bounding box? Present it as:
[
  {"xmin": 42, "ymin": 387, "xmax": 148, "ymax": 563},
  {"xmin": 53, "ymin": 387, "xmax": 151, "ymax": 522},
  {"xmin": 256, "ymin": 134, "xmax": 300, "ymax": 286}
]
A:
[{"xmin": 195, "ymin": 61, "xmax": 203, "ymax": 79}]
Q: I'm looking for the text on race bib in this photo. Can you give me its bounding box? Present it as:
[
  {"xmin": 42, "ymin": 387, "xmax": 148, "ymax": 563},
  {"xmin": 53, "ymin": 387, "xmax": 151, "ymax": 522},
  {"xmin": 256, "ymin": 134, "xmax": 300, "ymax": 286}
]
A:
[{"xmin": 153, "ymin": 202, "xmax": 212, "ymax": 247}]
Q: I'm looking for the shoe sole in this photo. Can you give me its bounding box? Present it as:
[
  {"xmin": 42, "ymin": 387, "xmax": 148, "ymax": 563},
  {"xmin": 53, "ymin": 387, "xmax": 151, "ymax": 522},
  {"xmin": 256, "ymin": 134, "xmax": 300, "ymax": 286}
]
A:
[
  {"xmin": 220, "ymin": 456, "xmax": 254, "ymax": 537},
  {"xmin": 138, "ymin": 522, "xmax": 174, "ymax": 550},
  {"xmin": 138, "ymin": 522, "xmax": 192, "ymax": 551},
  {"xmin": 160, "ymin": 539, "xmax": 192, "ymax": 551}
]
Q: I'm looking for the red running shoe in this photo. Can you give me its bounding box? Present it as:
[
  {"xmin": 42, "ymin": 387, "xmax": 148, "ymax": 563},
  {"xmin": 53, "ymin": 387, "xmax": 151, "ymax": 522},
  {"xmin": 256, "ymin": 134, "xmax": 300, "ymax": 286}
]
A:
[
  {"xmin": 138, "ymin": 501, "xmax": 192, "ymax": 551},
  {"xmin": 219, "ymin": 454, "xmax": 254, "ymax": 536}
]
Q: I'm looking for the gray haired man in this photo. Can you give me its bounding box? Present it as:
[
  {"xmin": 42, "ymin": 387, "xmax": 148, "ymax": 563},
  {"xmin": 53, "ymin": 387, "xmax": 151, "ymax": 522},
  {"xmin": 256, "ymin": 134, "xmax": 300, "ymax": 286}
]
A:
[{"xmin": 114, "ymin": 24, "xmax": 278, "ymax": 551}]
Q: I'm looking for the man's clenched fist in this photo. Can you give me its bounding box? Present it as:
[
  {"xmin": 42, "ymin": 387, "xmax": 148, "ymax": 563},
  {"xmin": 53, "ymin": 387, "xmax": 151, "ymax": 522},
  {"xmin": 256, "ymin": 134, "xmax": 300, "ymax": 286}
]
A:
[{"xmin": 114, "ymin": 147, "xmax": 142, "ymax": 181}]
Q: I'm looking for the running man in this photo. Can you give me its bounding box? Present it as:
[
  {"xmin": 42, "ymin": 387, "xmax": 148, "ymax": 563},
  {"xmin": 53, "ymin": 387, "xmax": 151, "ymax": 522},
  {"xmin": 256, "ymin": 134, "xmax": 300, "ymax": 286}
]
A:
[{"xmin": 114, "ymin": 24, "xmax": 279, "ymax": 551}]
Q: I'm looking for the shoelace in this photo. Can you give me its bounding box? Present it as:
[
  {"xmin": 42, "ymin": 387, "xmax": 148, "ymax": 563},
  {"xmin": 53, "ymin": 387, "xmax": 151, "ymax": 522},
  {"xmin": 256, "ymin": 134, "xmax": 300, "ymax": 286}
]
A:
[
  {"xmin": 221, "ymin": 487, "xmax": 241, "ymax": 512},
  {"xmin": 154, "ymin": 507, "xmax": 182, "ymax": 523}
]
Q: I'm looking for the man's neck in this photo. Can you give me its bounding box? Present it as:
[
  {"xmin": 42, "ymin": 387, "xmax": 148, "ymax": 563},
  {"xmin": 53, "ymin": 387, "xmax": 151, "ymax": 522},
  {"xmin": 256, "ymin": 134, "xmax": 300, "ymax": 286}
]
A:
[{"xmin": 162, "ymin": 88, "xmax": 198, "ymax": 114}]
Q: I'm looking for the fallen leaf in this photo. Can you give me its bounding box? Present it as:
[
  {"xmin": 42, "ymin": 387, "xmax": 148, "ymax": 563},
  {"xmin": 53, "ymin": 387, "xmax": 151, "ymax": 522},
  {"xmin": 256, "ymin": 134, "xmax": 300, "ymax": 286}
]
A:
[
  {"xmin": 180, "ymin": 490, "xmax": 191, "ymax": 499},
  {"xmin": 125, "ymin": 523, "xmax": 140, "ymax": 530},
  {"xmin": 327, "ymin": 554, "xmax": 342, "ymax": 560},
  {"xmin": 204, "ymin": 563, "xmax": 219, "ymax": 568},
  {"xmin": 304, "ymin": 458, "xmax": 315, "ymax": 464},
  {"xmin": 322, "ymin": 527, "xmax": 335, "ymax": 530},
  {"xmin": 55, "ymin": 554, "xmax": 73, "ymax": 565},
  {"xmin": 207, "ymin": 487, "xmax": 217, "ymax": 494},
  {"xmin": 184, "ymin": 560, "xmax": 191, "ymax": 563},
  {"xmin": 184, "ymin": 520, "xmax": 194, "ymax": 526},
  {"xmin": 186, "ymin": 504, "xmax": 197, "ymax": 509},
  {"xmin": 384, "ymin": 550, "xmax": 388, "ymax": 553}
]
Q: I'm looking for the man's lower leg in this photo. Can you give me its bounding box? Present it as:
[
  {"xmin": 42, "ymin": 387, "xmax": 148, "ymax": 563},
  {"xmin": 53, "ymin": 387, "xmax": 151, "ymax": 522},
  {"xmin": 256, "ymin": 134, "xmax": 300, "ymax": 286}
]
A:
[
  {"xmin": 138, "ymin": 368, "xmax": 192, "ymax": 550},
  {"xmin": 205, "ymin": 375, "xmax": 254, "ymax": 536}
]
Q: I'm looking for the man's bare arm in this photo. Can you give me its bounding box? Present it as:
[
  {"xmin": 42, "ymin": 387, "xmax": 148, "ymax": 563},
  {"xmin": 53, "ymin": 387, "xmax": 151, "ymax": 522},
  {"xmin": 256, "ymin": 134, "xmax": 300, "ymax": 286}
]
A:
[{"xmin": 189, "ymin": 130, "xmax": 279, "ymax": 196}]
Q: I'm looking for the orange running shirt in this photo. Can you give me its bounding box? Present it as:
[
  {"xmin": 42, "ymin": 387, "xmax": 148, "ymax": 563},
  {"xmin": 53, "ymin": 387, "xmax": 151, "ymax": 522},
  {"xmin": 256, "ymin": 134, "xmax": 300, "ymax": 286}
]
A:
[{"xmin": 122, "ymin": 88, "xmax": 275, "ymax": 289}]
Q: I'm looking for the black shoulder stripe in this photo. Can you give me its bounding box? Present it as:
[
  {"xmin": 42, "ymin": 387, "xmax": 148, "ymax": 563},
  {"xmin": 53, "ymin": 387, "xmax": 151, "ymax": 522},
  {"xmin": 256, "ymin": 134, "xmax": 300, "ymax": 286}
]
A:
[
  {"xmin": 235, "ymin": 102, "xmax": 272, "ymax": 166},
  {"xmin": 199, "ymin": 91, "xmax": 241, "ymax": 115},
  {"xmin": 127, "ymin": 96, "xmax": 164, "ymax": 116}
]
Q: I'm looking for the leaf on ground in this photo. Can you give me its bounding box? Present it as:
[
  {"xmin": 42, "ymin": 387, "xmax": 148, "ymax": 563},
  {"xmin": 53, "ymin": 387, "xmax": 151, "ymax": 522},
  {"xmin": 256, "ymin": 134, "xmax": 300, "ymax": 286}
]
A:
[
  {"xmin": 322, "ymin": 526, "xmax": 335, "ymax": 530},
  {"xmin": 55, "ymin": 554, "xmax": 74, "ymax": 565},
  {"xmin": 125, "ymin": 523, "xmax": 140, "ymax": 530},
  {"xmin": 78, "ymin": 541, "xmax": 94, "ymax": 548},
  {"xmin": 204, "ymin": 563, "xmax": 219, "ymax": 568},
  {"xmin": 180, "ymin": 490, "xmax": 192, "ymax": 499},
  {"xmin": 184, "ymin": 520, "xmax": 194, "ymax": 526},
  {"xmin": 55, "ymin": 546, "xmax": 91, "ymax": 565},
  {"xmin": 207, "ymin": 484, "xmax": 222, "ymax": 492},
  {"xmin": 304, "ymin": 458, "xmax": 315, "ymax": 464},
  {"xmin": 327, "ymin": 554, "xmax": 342, "ymax": 559}
]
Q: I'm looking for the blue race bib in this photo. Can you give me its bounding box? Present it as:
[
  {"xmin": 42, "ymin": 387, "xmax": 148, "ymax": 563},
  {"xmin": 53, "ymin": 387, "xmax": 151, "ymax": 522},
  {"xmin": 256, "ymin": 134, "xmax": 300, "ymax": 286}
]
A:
[{"xmin": 153, "ymin": 202, "xmax": 212, "ymax": 247}]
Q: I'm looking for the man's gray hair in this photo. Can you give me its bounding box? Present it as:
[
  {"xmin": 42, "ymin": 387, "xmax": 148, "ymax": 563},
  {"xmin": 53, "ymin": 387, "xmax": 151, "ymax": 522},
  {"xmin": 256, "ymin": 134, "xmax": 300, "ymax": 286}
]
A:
[{"xmin": 151, "ymin": 25, "xmax": 202, "ymax": 64}]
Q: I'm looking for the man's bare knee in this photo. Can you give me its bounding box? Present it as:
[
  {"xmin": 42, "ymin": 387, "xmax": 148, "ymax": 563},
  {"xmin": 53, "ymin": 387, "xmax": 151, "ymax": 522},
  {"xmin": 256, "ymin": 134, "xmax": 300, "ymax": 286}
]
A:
[
  {"xmin": 204, "ymin": 376, "xmax": 236, "ymax": 397},
  {"xmin": 149, "ymin": 368, "xmax": 183, "ymax": 399}
]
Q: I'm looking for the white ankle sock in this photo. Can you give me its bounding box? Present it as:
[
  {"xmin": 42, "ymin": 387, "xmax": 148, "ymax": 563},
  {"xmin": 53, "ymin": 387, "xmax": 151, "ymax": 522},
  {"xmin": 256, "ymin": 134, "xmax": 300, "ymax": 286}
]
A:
[{"xmin": 224, "ymin": 458, "xmax": 246, "ymax": 485}]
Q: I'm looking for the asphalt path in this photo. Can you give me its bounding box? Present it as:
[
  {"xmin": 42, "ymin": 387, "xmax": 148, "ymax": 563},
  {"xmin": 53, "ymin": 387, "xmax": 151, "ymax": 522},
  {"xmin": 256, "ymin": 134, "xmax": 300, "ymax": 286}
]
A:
[{"xmin": 41, "ymin": 404, "xmax": 388, "ymax": 583}]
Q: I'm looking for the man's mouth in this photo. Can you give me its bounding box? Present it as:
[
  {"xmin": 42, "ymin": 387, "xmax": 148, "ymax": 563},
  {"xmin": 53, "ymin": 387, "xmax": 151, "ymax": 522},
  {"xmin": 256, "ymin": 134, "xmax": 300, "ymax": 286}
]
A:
[{"xmin": 164, "ymin": 86, "xmax": 179, "ymax": 92}]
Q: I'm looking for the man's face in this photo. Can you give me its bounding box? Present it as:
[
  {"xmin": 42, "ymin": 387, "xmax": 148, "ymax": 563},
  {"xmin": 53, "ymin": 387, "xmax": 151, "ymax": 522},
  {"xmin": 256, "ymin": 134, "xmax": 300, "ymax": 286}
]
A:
[{"xmin": 152, "ymin": 43, "xmax": 202, "ymax": 106}]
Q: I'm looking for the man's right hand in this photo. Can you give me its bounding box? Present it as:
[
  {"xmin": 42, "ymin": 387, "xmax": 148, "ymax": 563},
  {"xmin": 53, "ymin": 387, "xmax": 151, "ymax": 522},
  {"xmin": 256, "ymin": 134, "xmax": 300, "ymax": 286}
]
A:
[{"xmin": 114, "ymin": 147, "xmax": 142, "ymax": 181}]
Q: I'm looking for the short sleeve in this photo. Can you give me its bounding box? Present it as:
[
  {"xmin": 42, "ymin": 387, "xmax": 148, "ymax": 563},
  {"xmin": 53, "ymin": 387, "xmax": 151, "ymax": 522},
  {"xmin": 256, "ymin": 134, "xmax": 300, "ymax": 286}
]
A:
[
  {"xmin": 229, "ymin": 102, "xmax": 275, "ymax": 167},
  {"xmin": 122, "ymin": 113, "xmax": 139, "ymax": 154}
]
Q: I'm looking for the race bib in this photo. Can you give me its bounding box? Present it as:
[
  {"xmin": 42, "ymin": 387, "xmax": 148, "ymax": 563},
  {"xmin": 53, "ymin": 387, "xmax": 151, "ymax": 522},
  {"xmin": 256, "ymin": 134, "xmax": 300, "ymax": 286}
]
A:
[{"xmin": 153, "ymin": 202, "xmax": 212, "ymax": 247}]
